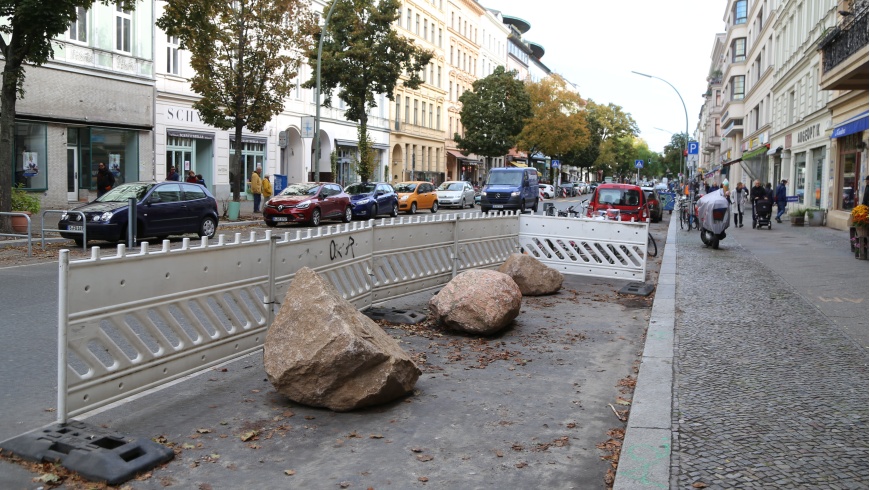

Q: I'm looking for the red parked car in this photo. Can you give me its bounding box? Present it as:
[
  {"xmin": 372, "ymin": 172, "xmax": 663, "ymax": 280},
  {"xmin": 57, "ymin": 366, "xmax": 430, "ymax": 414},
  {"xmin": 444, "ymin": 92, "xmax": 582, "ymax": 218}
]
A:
[
  {"xmin": 263, "ymin": 182, "xmax": 352, "ymax": 227},
  {"xmin": 585, "ymin": 183, "xmax": 650, "ymax": 222}
]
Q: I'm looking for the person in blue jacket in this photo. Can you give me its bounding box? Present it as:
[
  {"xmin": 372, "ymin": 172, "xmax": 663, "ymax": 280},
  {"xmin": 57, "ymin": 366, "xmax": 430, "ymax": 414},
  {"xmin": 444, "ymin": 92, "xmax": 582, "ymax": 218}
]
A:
[{"xmin": 775, "ymin": 179, "xmax": 788, "ymax": 223}]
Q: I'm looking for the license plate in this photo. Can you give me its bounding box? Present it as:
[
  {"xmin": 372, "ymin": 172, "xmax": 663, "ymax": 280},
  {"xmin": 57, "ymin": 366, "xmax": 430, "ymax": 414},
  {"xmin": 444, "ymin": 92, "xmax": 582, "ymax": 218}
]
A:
[
  {"xmin": 272, "ymin": 216, "xmax": 288, "ymax": 222},
  {"xmin": 492, "ymin": 204, "xmax": 504, "ymax": 209},
  {"xmin": 68, "ymin": 225, "xmax": 83, "ymax": 231}
]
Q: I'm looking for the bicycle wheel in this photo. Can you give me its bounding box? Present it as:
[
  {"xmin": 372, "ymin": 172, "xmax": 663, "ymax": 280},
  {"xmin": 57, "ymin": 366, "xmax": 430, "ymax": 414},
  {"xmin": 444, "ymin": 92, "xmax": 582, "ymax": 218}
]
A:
[
  {"xmin": 679, "ymin": 208, "xmax": 687, "ymax": 230},
  {"xmin": 647, "ymin": 233, "xmax": 657, "ymax": 257}
]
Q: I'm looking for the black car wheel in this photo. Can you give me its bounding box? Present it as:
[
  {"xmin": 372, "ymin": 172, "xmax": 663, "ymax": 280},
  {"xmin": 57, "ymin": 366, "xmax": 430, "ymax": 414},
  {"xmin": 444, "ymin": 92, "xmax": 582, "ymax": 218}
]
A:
[
  {"xmin": 431, "ymin": 201, "xmax": 438, "ymax": 213},
  {"xmin": 390, "ymin": 202, "xmax": 399, "ymax": 217},
  {"xmin": 265, "ymin": 221, "xmax": 277, "ymax": 227},
  {"xmin": 342, "ymin": 207, "xmax": 352, "ymax": 223},
  {"xmin": 73, "ymin": 237, "xmax": 84, "ymax": 247},
  {"xmin": 532, "ymin": 198, "xmax": 539, "ymax": 213},
  {"xmin": 371, "ymin": 204, "xmax": 378, "ymax": 218},
  {"xmin": 199, "ymin": 217, "xmax": 217, "ymax": 238},
  {"xmin": 481, "ymin": 206, "xmax": 491, "ymax": 213},
  {"xmin": 409, "ymin": 202, "xmax": 417, "ymax": 214},
  {"xmin": 310, "ymin": 208, "xmax": 321, "ymax": 227}
]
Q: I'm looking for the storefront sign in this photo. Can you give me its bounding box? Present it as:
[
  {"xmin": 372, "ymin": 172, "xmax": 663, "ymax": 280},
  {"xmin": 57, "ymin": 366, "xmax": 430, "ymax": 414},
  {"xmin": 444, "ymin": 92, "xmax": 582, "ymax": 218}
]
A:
[
  {"xmin": 796, "ymin": 124, "xmax": 821, "ymax": 144},
  {"xmin": 166, "ymin": 107, "xmax": 202, "ymax": 124}
]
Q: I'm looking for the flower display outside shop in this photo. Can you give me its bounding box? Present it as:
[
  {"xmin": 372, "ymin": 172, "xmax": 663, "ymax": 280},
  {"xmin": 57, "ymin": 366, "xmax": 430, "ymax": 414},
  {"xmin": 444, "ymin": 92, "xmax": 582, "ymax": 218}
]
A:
[{"xmin": 851, "ymin": 204, "xmax": 869, "ymax": 228}]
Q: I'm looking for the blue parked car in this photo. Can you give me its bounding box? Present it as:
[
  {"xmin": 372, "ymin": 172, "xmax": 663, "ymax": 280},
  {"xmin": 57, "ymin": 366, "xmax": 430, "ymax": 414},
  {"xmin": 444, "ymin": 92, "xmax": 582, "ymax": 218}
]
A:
[{"xmin": 344, "ymin": 182, "xmax": 399, "ymax": 219}]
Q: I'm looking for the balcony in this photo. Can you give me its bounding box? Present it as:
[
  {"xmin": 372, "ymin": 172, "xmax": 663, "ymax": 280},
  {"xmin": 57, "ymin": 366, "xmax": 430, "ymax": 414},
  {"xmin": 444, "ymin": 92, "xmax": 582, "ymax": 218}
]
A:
[{"xmin": 819, "ymin": 4, "xmax": 869, "ymax": 91}]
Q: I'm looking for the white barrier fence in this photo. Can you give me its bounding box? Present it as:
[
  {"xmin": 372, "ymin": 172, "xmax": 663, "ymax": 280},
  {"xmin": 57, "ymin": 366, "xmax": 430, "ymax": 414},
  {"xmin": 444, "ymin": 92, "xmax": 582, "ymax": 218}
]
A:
[{"xmin": 57, "ymin": 212, "xmax": 646, "ymax": 421}]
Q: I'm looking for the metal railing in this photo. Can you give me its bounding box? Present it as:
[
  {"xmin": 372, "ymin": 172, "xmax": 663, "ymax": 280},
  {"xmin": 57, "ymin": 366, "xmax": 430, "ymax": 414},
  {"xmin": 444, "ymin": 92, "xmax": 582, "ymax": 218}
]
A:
[
  {"xmin": 820, "ymin": 5, "xmax": 869, "ymax": 74},
  {"xmin": 41, "ymin": 210, "xmax": 87, "ymax": 251},
  {"xmin": 0, "ymin": 212, "xmax": 33, "ymax": 256}
]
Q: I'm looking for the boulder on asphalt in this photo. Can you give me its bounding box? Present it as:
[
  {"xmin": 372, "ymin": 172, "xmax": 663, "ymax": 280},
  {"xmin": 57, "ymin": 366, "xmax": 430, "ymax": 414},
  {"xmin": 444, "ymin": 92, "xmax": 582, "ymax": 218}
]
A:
[
  {"xmin": 428, "ymin": 269, "xmax": 521, "ymax": 335},
  {"xmin": 264, "ymin": 267, "xmax": 421, "ymax": 412},
  {"xmin": 497, "ymin": 253, "xmax": 563, "ymax": 296}
]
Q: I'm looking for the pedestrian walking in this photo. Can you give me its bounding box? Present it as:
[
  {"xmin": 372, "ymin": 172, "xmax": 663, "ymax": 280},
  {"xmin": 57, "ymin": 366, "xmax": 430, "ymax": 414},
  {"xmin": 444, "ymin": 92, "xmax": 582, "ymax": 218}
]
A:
[
  {"xmin": 250, "ymin": 166, "xmax": 263, "ymax": 213},
  {"xmin": 95, "ymin": 162, "xmax": 115, "ymax": 198},
  {"xmin": 730, "ymin": 181, "xmax": 748, "ymax": 227},
  {"xmin": 261, "ymin": 174, "xmax": 273, "ymax": 212},
  {"xmin": 185, "ymin": 170, "xmax": 198, "ymax": 183},
  {"xmin": 196, "ymin": 174, "xmax": 205, "ymax": 186},
  {"xmin": 775, "ymin": 179, "xmax": 788, "ymax": 223},
  {"xmin": 166, "ymin": 166, "xmax": 180, "ymax": 181},
  {"xmin": 765, "ymin": 182, "xmax": 774, "ymax": 202}
]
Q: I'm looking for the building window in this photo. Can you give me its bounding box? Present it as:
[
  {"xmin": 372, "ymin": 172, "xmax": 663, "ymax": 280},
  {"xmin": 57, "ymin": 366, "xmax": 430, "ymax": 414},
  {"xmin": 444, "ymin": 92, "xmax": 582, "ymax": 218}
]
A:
[
  {"xmin": 229, "ymin": 138, "xmax": 266, "ymax": 195},
  {"xmin": 167, "ymin": 35, "xmax": 180, "ymax": 75},
  {"xmin": 86, "ymin": 127, "xmax": 140, "ymax": 190},
  {"xmin": 437, "ymin": 65, "xmax": 441, "ymax": 87},
  {"xmin": 414, "ymin": 99, "xmax": 418, "ymax": 125},
  {"xmin": 437, "ymin": 106, "xmax": 441, "ymax": 130},
  {"xmin": 68, "ymin": 7, "xmax": 88, "ymax": 43},
  {"xmin": 12, "ymin": 122, "xmax": 48, "ymax": 190},
  {"xmin": 405, "ymin": 96, "xmax": 410, "ymax": 123},
  {"xmin": 450, "ymin": 46, "xmax": 453, "ymax": 66},
  {"xmin": 115, "ymin": 4, "xmax": 132, "ymax": 53},
  {"xmin": 734, "ymin": 0, "xmax": 747, "ymax": 24},
  {"xmin": 732, "ymin": 38, "xmax": 746, "ymax": 62},
  {"xmin": 438, "ymin": 28, "xmax": 442, "ymax": 48},
  {"xmin": 407, "ymin": 9, "xmax": 412, "ymax": 30},
  {"xmin": 424, "ymin": 19, "xmax": 428, "ymax": 40},
  {"xmin": 429, "ymin": 105, "xmax": 433, "ymax": 128},
  {"xmin": 395, "ymin": 98, "xmax": 400, "ymax": 127},
  {"xmin": 731, "ymin": 75, "xmax": 745, "ymax": 100},
  {"xmin": 415, "ymin": 14, "xmax": 420, "ymax": 35},
  {"xmin": 421, "ymin": 101, "xmax": 426, "ymax": 127}
]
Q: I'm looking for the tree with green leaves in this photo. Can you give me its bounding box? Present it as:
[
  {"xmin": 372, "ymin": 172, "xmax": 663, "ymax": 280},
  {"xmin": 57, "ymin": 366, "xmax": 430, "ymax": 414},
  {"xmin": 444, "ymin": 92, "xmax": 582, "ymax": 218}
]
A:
[
  {"xmin": 578, "ymin": 101, "xmax": 639, "ymax": 181},
  {"xmin": 304, "ymin": 0, "xmax": 431, "ymax": 183},
  {"xmin": 157, "ymin": 0, "xmax": 316, "ymax": 201},
  {"xmin": 0, "ymin": 0, "xmax": 136, "ymax": 226},
  {"xmin": 661, "ymin": 132, "xmax": 688, "ymax": 180},
  {"xmin": 455, "ymin": 66, "xmax": 531, "ymax": 171},
  {"xmin": 515, "ymin": 75, "xmax": 589, "ymax": 183}
]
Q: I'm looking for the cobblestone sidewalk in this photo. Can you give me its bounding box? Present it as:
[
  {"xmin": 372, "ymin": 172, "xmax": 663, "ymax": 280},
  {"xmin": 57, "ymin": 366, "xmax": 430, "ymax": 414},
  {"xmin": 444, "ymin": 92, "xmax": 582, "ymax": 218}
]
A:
[{"xmin": 672, "ymin": 229, "xmax": 869, "ymax": 489}]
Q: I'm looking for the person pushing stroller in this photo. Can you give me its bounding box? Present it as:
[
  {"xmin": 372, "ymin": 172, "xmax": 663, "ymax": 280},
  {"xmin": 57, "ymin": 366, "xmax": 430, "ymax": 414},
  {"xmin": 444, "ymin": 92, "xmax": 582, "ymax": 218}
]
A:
[{"xmin": 750, "ymin": 180, "xmax": 771, "ymax": 229}]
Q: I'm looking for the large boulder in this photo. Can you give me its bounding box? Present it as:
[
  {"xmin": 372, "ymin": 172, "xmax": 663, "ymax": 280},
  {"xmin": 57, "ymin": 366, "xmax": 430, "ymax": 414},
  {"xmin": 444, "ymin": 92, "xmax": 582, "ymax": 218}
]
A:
[
  {"xmin": 428, "ymin": 269, "xmax": 522, "ymax": 335},
  {"xmin": 497, "ymin": 253, "xmax": 563, "ymax": 296},
  {"xmin": 264, "ymin": 267, "xmax": 421, "ymax": 412}
]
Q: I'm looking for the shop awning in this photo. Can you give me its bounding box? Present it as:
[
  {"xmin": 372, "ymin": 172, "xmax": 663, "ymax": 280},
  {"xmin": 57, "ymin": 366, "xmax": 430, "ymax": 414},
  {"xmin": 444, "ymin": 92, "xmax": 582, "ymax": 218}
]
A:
[
  {"xmin": 167, "ymin": 129, "xmax": 214, "ymax": 140},
  {"xmin": 446, "ymin": 149, "xmax": 474, "ymax": 161},
  {"xmin": 831, "ymin": 111, "xmax": 869, "ymax": 138},
  {"xmin": 722, "ymin": 157, "xmax": 742, "ymax": 167},
  {"xmin": 766, "ymin": 146, "xmax": 783, "ymax": 156},
  {"xmin": 741, "ymin": 144, "xmax": 770, "ymax": 160}
]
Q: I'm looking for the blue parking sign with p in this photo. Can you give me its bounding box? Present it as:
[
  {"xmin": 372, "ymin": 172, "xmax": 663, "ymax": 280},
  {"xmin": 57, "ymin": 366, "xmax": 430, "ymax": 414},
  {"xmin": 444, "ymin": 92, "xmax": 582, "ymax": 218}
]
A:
[{"xmin": 688, "ymin": 141, "xmax": 699, "ymax": 155}]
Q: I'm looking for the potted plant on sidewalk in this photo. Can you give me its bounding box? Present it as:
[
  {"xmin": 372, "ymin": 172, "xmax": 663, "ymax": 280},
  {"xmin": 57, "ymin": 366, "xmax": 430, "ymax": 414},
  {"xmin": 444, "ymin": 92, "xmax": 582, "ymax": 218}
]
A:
[
  {"xmin": 789, "ymin": 206, "xmax": 806, "ymax": 226},
  {"xmin": 10, "ymin": 184, "xmax": 41, "ymax": 233},
  {"xmin": 806, "ymin": 207, "xmax": 826, "ymax": 226}
]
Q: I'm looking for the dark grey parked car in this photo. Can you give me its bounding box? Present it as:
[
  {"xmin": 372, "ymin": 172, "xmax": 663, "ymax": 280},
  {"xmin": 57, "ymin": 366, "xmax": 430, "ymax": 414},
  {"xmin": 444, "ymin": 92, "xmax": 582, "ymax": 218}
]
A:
[
  {"xmin": 58, "ymin": 181, "xmax": 219, "ymax": 246},
  {"xmin": 558, "ymin": 182, "xmax": 578, "ymax": 197}
]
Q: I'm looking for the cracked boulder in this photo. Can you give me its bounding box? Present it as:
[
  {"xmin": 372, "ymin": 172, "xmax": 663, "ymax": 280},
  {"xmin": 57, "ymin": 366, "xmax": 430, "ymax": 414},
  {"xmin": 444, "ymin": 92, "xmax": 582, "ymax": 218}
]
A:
[
  {"xmin": 428, "ymin": 269, "xmax": 521, "ymax": 335},
  {"xmin": 264, "ymin": 267, "xmax": 421, "ymax": 411},
  {"xmin": 497, "ymin": 253, "xmax": 563, "ymax": 296}
]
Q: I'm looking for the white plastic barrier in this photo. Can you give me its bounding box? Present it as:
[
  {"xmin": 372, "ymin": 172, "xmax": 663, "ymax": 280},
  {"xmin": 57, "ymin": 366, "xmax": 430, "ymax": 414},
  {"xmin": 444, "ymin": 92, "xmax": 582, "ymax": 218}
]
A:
[{"xmin": 57, "ymin": 211, "xmax": 642, "ymax": 421}]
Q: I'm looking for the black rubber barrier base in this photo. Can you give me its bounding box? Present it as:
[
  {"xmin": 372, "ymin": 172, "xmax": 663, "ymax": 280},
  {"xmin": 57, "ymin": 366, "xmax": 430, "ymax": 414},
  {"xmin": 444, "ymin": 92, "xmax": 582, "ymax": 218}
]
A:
[
  {"xmin": 363, "ymin": 307, "xmax": 428, "ymax": 324},
  {"xmin": 618, "ymin": 281, "xmax": 655, "ymax": 296},
  {"xmin": 0, "ymin": 420, "xmax": 174, "ymax": 485}
]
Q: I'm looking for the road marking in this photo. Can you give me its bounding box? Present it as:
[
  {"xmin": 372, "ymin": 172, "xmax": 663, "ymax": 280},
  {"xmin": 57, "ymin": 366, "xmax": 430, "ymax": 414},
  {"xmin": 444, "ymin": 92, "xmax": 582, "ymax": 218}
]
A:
[{"xmin": 817, "ymin": 297, "xmax": 865, "ymax": 303}]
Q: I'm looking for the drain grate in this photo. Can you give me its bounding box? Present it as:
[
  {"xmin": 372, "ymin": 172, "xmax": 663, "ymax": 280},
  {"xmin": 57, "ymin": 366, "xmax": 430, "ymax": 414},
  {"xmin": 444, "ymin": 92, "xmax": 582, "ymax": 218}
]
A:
[
  {"xmin": 618, "ymin": 281, "xmax": 655, "ymax": 296},
  {"xmin": 0, "ymin": 420, "xmax": 174, "ymax": 485},
  {"xmin": 363, "ymin": 307, "xmax": 428, "ymax": 324}
]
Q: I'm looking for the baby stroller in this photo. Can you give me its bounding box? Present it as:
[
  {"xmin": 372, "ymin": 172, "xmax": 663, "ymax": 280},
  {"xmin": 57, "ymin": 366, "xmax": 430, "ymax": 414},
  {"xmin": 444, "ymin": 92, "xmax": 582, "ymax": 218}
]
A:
[{"xmin": 754, "ymin": 197, "xmax": 773, "ymax": 230}]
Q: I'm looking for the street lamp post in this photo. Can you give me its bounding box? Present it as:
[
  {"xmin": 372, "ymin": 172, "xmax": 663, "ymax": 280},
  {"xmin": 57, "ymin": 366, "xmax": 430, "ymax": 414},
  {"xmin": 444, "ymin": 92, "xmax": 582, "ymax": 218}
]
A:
[
  {"xmin": 632, "ymin": 71, "xmax": 689, "ymax": 185},
  {"xmin": 313, "ymin": 0, "xmax": 341, "ymax": 181}
]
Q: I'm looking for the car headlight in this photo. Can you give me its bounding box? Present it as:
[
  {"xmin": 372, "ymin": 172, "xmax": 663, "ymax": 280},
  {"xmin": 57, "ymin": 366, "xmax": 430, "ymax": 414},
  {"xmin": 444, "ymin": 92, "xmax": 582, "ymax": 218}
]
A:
[
  {"xmin": 357, "ymin": 197, "xmax": 373, "ymax": 205},
  {"xmin": 61, "ymin": 212, "xmax": 69, "ymax": 221},
  {"xmin": 511, "ymin": 191, "xmax": 520, "ymax": 197},
  {"xmin": 296, "ymin": 200, "xmax": 311, "ymax": 209},
  {"xmin": 93, "ymin": 212, "xmax": 114, "ymax": 222},
  {"xmin": 400, "ymin": 195, "xmax": 409, "ymax": 201}
]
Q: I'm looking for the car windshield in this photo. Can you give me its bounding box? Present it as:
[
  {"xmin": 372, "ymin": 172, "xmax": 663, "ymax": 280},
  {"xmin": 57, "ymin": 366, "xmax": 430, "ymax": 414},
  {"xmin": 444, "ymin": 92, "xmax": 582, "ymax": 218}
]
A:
[
  {"xmin": 96, "ymin": 183, "xmax": 154, "ymax": 202},
  {"xmin": 598, "ymin": 189, "xmax": 641, "ymax": 206},
  {"xmin": 394, "ymin": 183, "xmax": 417, "ymax": 193},
  {"xmin": 486, "ymin": 173, "xmax": 522, "ymax": 186},
  {"xmin": 438, "ymin": 182, "xmax": 463, "ymax": 191},
  {"xmin": 280, "ymin": 183, "xmax": 319, "ymax": 197},
  {"xmin": 345, "ymin": 183, "xmax": 376, "ymax": 195}
]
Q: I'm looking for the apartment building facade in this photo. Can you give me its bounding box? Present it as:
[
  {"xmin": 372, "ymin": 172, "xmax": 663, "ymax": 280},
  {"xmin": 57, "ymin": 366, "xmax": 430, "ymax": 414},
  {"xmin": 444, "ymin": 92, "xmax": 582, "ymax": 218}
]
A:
[
  {"xmin": 8, "ymin": 1, "xmax": 154, "ymax": 211},
  {"xmin": 699, "ymin": 34, "xmax": 727, "ymax": 178},
  {"xmin": 389, "ymin": 0, "xmax": 448, "ymax": 184}
]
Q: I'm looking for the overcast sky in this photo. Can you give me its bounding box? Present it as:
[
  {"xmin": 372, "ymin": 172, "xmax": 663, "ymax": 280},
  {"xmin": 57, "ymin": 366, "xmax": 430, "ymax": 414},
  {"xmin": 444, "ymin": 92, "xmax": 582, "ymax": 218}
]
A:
[{"xmin": 488, "ymin": 0, "xmax": 727, "ymax": 154}]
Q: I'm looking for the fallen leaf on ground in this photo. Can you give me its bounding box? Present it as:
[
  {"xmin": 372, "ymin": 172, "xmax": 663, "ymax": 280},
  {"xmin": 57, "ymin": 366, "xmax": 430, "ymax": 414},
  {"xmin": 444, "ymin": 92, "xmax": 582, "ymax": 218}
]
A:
[
  {"xmin": 418, "ymin": 476, "xmax": 429, "ymax": 482},
  {"xmin": 284, "ymin": 469, "xmax": 296, "ymax": 476},
  {"xmin": 417, "ymin": 454, "xmax": 434, "ymax": 462},
  {"xmin": 240, "ymin": 430, "xmax": 258, "ymax": 442}
]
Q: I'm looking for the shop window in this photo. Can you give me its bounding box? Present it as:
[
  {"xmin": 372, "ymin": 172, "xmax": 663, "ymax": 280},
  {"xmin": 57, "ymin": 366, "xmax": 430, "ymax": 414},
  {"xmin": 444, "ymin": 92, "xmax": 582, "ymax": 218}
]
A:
[
  {"xmin": 88, "ymin": 127, "xmax": 140, "ymax": 189},
  {"xmin": 13, "ymin": 122, "xmax": 48, "ymax": 191},
  {"xmin": 839, "ymin": 133, "xmax": 863, "ymax": 211},
  {"xmin": 230, "ymin": 138, "xmax": 266, "ymax": 194}
]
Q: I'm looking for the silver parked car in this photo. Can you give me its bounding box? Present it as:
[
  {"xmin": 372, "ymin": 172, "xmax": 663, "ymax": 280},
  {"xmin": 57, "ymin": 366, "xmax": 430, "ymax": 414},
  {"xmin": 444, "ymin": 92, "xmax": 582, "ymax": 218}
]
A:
[{"xmin": 436, "ymin": 181, "xmax": 476, "ymax": 208}]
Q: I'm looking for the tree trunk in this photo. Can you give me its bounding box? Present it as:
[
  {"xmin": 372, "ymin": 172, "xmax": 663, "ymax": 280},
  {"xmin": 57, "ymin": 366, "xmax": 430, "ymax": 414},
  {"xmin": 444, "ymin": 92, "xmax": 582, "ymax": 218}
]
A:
[
  {"xmin": 232, "ymin": 123, "xmax": 243, "ymax": 201},
  {"xmin": 357, "ymin": 114, "xmax": 370, "ymax": 183},
  {"xmin": 0, "ymin": 56, "xmax": 22, "ymax": 232}
]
